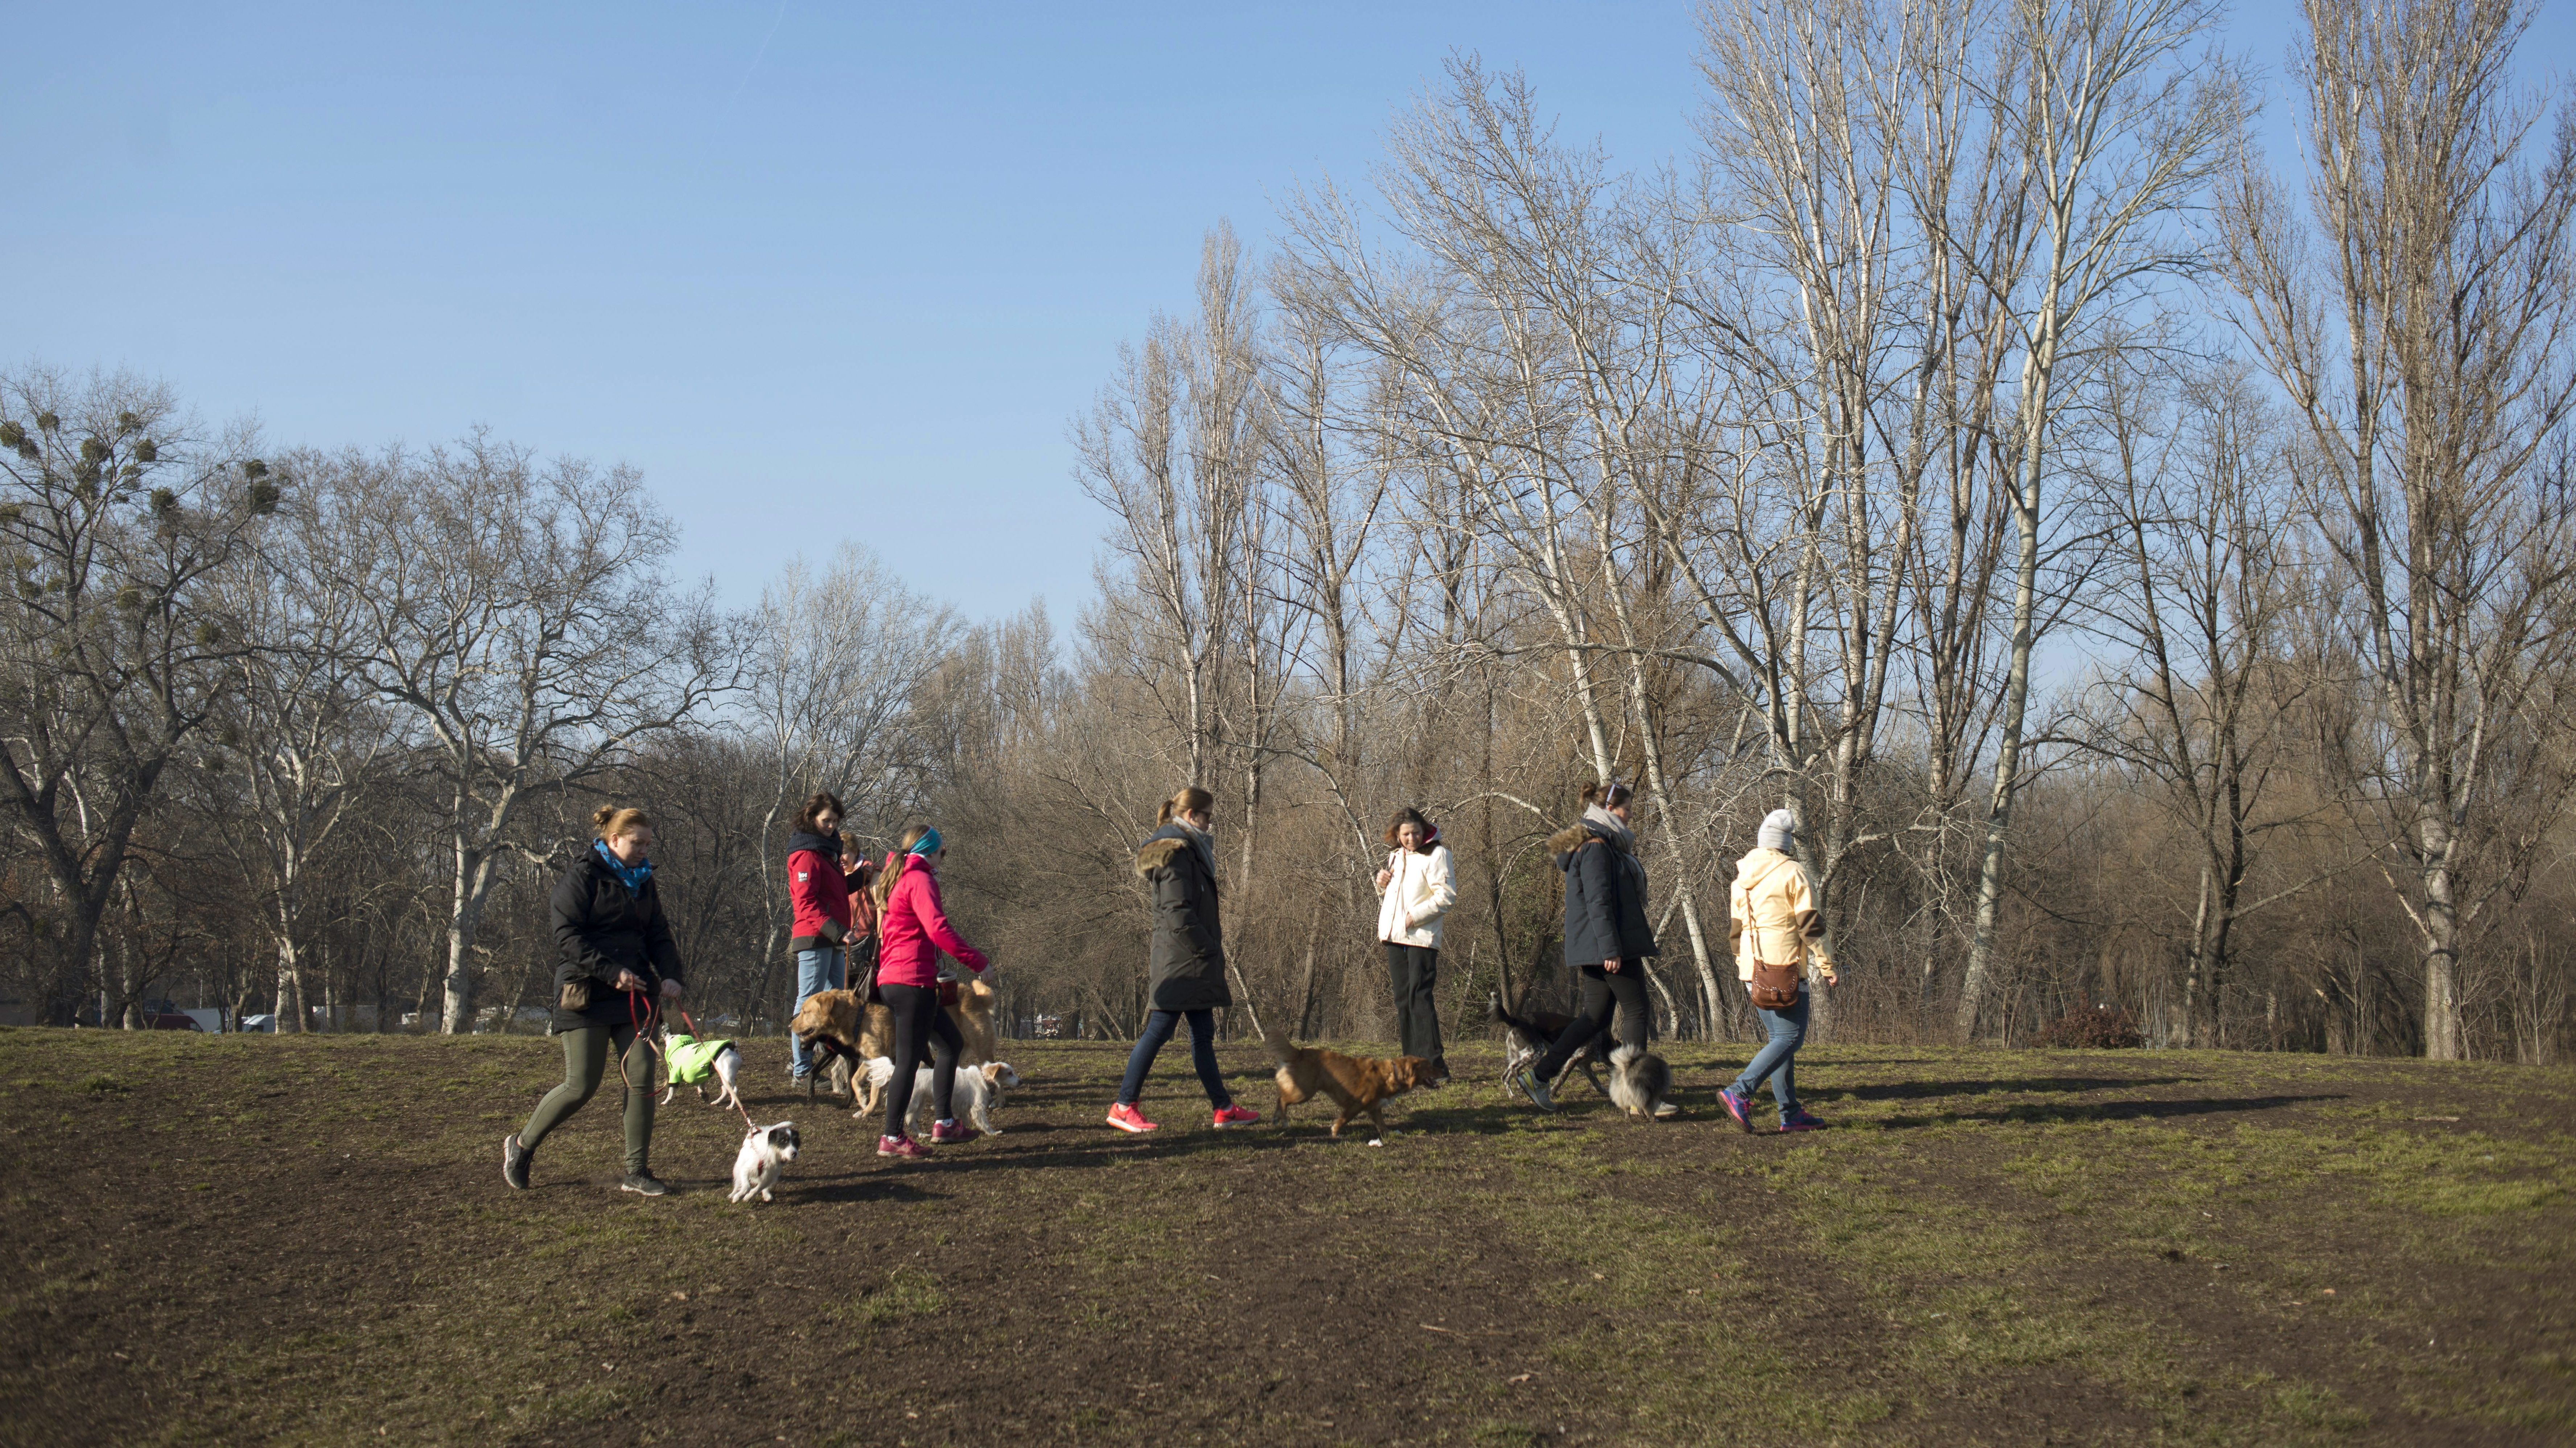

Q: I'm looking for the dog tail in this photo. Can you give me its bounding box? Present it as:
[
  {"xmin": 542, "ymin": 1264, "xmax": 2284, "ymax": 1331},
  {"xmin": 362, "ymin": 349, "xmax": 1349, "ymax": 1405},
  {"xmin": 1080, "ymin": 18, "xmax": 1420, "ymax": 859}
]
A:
[
  {"xmin": 1488, "ymin": 992, "xmax": 1548, "ymax": 1038},
  {"xmin": 1609, "ymin": 1042, "xmax": 1641, "ymax": 1067},
  {"xmin": 1261, "ymin": 1029, "xmax": 1302, "ymax": 1067}
]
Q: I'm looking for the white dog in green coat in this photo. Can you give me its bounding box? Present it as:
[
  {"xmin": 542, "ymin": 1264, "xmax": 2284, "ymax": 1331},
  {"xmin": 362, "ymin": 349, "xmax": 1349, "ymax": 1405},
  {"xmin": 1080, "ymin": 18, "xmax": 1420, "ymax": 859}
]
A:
[{"xmin": 659, "ymin": 1029, "xmax": 744, "ymax": 1113}]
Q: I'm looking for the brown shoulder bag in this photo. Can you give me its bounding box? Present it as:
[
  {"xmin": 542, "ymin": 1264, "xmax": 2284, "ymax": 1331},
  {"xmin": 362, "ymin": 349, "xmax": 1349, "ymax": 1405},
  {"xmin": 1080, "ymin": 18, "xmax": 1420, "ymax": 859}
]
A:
[{"xmin": 1749, "ymin": 960, "xmax": 1802, "ymax": 1012}]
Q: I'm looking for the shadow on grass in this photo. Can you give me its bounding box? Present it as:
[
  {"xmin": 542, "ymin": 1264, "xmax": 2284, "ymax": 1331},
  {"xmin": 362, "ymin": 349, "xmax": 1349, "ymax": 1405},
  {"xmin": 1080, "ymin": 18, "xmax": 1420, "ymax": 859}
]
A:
[
  {"xmin": 792, "ymin": 1174, "xmax": 945, "ymax": 1204},
  {"xmin": 1878, "ymin": 1093, "xmax": 2344, "ymax": 1129},
  {"xmin": 1816, "ymin": 1075, "xmax": 2201, "ymax": 1101}
]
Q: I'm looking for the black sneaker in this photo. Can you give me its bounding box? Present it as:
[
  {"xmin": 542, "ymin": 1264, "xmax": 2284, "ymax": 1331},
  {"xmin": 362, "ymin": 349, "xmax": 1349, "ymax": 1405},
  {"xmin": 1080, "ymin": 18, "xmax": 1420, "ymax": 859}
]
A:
[
  {"xmin": 502, "ymin": 1134, "xmax": 530, "ymax": 1190},
  {"xmin": 618, "ymin": 1173, "xmax": 671, "ymax": 1197}
]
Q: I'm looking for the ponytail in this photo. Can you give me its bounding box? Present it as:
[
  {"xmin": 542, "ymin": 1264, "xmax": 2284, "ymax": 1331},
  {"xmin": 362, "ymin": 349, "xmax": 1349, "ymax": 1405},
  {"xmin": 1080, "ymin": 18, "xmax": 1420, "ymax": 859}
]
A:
[{"xmin": 1156, "ymin": 785, "xmax": 1215, "ymax": 827}]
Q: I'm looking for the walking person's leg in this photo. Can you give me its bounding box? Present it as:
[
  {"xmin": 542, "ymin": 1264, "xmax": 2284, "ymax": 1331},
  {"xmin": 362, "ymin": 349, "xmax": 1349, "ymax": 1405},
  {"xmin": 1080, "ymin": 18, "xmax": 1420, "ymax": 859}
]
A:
[
  {"xmin": 612, "ymin": 1019, "xmax": 658, "ymax": 1180},
  {"xmin": 1769, "ymin": 992, "xmax": 1815, "ymax": 1126},
  {"xmin": 1182, "ymin": 1008, "xmax": 1233, "ymax": 1107},
  {"xmin": 1116, "ymin": 1009, "xmax": 1181, "ymax": 1106},
  {"xmin": 1722, "ymin": 992, "xmax": 1808, "ymax": 1130},
  {"xmin": 516, "ymin": 1025, "xmax": 609, "ymax": 1159},
  {"xmin": 1514, "ymin": 968, "xmax": 1613, "ymax": 1109},
  {"xmin": 1605, "ymin": 966, "xmax": 1650, "ymax": 1052},
  {"xmin": 879, "ymin": 984, "xmax": 937, "ymax": 1141},
  {"xmin": 925, "ymin": 1008, "xmax": 964, "ymax": 1130}
]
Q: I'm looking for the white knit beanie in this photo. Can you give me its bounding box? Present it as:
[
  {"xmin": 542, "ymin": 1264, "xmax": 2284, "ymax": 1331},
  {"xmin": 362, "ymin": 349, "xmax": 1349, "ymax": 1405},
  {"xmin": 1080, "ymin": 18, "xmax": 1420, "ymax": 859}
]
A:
[{"xmin": 1758, "ymin": 808, "xmax": 1797, "ymax": 853}]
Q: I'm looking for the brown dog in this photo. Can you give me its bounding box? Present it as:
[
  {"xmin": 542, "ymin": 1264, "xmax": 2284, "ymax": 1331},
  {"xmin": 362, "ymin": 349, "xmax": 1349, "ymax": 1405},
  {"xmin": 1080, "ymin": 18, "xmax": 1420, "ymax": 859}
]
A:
[
  {"xmin": 1263, "ymin": 1033, "xmax": 1447, "ymax": 1141},
  {"xmin": 790, "ymin": 988, "xmax": 873, "ymax": 1099}
]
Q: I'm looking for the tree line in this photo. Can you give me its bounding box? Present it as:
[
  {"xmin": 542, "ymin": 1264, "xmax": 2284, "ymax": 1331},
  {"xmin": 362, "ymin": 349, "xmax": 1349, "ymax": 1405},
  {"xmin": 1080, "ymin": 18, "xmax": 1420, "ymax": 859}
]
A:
[{"xmin": 4, "ymin": 0, "xmax": 2570, "ymax": 1062}]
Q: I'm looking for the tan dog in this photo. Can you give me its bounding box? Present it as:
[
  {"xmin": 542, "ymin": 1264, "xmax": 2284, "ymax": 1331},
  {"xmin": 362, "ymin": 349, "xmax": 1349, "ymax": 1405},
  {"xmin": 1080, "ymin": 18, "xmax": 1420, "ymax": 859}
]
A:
[
  {"xmin": 790, "ymin": 989, "xmax": 872, "ymax": 1101},
  {"xmin": 1263, "ymin": 1032, "xmax": 1448, "ymax": 1142},
  {"xmin": 843, "ymin": 979, "xmax": 1000, "ymax": 1113}
]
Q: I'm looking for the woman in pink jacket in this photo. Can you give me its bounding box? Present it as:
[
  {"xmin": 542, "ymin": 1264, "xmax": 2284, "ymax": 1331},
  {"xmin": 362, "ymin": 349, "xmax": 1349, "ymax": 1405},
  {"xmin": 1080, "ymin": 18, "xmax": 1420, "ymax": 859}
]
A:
[{"xmin": 870, "ymin": 824, "xmax": 990, "ymax": 1159}]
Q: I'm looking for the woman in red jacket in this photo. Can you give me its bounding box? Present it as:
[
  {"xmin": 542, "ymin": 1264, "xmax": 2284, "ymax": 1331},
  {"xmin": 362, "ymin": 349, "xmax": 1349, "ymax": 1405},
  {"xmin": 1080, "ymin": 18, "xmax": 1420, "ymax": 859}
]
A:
[
  {"xmin": 785, "ymin": 791, "xmax": 864, "ymax": 1084},
  {"xmin": 871, "ymin": 823, "xmax": 989, "ymax": 1159}
]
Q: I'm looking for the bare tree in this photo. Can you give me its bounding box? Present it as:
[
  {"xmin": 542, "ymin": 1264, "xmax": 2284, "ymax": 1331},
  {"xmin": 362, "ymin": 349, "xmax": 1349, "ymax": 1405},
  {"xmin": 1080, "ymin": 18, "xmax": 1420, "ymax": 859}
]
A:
[
  {"xmin": 0, "ymin": 367, "xmax": 275, "ymax": 1024},
  {"xmin": 2075, "ymin": 354, "xmax": 2345, "ymax": 1045},
  {"xmin": 321, "ymin": 435, "xmax": 733, "ymax": 1034},
  {"xmin": 1077, "ymin": 223, "xmax": 1267, "ymax": 790},
  {"xmin": 215, "ymin": 446, "xmax": 399, "ymax": 1032},
  {"xmin": 1954, "ymin": 0, "xmax": 2241, "ymax": 1037},
  {"xmin": 2220, "ymin": 0, "xmax": 2576, "ymax": 1058}
]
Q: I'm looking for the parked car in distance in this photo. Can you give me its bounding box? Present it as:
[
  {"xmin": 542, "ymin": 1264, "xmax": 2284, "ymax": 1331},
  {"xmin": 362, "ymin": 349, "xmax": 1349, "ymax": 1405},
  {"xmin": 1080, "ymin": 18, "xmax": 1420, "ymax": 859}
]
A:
[
  {"xmin": 142, "ymin": 1011, "xmax": 203, "ymax": 1031},
  {"xmin": 239, "ymin": 1013, "xmax": 277, "ymax": 1033}
]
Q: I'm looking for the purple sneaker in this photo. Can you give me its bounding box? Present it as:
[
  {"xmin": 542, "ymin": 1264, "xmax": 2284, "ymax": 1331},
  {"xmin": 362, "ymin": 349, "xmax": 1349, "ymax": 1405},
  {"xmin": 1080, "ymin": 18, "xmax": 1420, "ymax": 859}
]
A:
[
  {"xmin": 1719, "ymin": 1085, "xmax": 1757, "ymax": 1133},
  {"xmin": 1780, "ymin": 1108, "xmax": 1827, "ymax": 1133}
]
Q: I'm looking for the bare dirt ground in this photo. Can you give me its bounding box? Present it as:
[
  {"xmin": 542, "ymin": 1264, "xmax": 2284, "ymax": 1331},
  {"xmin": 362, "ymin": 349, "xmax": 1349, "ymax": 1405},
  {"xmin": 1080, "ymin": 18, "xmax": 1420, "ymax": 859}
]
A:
[{"xmin": 1, "ymin": 1027, "xmax": 2570, "ymax": 1446}]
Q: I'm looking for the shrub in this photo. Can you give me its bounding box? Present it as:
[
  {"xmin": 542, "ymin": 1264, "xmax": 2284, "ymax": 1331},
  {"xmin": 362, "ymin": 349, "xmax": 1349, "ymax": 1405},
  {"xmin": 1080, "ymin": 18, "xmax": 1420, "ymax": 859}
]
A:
[{"xmin": 2033, "ymin": 1003, "xmax": 2144, "ymax": 1049}]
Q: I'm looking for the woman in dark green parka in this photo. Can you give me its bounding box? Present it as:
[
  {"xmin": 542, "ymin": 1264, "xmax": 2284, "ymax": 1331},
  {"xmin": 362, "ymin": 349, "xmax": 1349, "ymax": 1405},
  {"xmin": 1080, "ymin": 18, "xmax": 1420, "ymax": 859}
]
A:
[{"xmin": 1104, "ymin": 786, "xmax": 1260, "ymax": 1134}]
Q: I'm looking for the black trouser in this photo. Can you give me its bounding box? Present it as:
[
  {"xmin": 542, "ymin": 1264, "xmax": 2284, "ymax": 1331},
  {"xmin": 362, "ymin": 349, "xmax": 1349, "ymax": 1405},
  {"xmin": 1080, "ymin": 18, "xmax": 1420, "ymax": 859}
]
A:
[
  {"xmin": 1384, "ymin": 942, "xmax": 1444, "ymax": 1061},
  {"xmin": 879, "ymin": 983, "xmax": 960, "ymax": 1138},
  {"xmin": 1532, "ymin": 963, "xmax": 1650, "ymax": 1079}
]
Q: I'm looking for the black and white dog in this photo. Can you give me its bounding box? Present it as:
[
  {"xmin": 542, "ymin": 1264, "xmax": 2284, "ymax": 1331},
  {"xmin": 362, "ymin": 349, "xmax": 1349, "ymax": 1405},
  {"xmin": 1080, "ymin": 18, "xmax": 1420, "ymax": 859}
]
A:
[
  {"xmin": 1487, "ymin": 992, "xmax": 1611, "ymax": 1097},
  {"xmin": 729, "ymin": 1122, "xmax": 799, "ymax": 1204}
]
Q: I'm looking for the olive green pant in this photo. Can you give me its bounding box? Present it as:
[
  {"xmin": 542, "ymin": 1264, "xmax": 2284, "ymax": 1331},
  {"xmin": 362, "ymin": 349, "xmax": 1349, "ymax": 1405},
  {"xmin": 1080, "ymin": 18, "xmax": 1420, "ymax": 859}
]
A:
[{"xmin": 518, "ymin": 1022, "xmax": 654, "ymax": 1176}]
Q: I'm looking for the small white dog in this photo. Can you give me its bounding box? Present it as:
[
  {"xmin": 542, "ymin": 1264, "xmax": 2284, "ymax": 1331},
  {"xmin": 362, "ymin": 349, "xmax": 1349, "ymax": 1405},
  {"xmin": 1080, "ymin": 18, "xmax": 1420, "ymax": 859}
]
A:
[
  {"xmin": 729, "ymin": 1121, "xmax": 799, "ymax": 1204},
  {"xmin": 658, "ymin": 1028, "xmax": 744, "ymax": 1114},
  {"xmin": 861, "ymin": 1058, "xmax": 1022, "ymax": 1136}
]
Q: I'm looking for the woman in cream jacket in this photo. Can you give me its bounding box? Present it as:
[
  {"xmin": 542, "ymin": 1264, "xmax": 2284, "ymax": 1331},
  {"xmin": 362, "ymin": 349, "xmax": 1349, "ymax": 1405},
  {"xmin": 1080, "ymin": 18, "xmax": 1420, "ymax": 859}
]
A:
[
  {"xmin": 1720, "ymin": 808, "xmax": 1838, "ymax": 1132},
  {"xmin": 1374, "ymin": 807, "xmax": 1458, "ymax": 1065}
]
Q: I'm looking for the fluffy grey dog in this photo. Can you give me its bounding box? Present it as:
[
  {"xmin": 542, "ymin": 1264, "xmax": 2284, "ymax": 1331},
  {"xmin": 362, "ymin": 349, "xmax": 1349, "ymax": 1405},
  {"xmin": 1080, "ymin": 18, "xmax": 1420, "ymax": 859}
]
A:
[{"xmin": 1606, "ymin": 1044, "xmax": 1675, "ymax": 1122}]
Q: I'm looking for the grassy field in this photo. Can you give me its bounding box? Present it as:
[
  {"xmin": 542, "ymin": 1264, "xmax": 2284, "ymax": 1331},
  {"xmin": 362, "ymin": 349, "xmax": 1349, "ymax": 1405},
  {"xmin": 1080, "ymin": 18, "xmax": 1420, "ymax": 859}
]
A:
[{"xmin": 1, "ymin": 1027, "xmax": 2570, "ymax": 1447}]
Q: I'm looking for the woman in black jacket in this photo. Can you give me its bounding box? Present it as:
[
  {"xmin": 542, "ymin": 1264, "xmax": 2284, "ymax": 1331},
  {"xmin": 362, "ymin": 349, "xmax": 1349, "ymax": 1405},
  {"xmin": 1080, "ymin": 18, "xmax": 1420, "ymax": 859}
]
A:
[
  {"xmin": 1510, "ymin": 780, "xmax": 1658, "ymax": 1111},
  {"xmin": 502, "ymin": 805, "xmax": 687, "ymax": 1196},
  {"xmin": 1105, "ymin": 786, "xmax": 1260, "ymax": 1134}
]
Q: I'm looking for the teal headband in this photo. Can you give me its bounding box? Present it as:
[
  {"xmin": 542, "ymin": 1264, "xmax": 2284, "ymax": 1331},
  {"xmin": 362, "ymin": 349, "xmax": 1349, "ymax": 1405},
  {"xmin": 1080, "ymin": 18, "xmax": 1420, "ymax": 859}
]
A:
[{"xmin": 907, "ymin": 827, "xmax": 943, "ymax": 859}]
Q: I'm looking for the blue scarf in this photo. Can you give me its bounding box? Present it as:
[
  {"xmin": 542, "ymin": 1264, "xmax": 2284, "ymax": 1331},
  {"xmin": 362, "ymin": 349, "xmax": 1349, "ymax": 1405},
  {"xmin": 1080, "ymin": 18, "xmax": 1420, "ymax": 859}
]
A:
[
  {"xmin": 907, "ymin": 827, "xmax": 942, "ymax": 859},
  {"xmin": 594, "ymin": 838, "xmax": 653, "ymax": 895}
]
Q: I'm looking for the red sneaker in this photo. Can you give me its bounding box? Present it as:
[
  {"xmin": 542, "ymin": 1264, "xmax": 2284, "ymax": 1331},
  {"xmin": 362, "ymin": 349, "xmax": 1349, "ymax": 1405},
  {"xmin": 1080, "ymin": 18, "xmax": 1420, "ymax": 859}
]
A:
[
  {"xmin": 1106, "ymin": 1102, "xmax": 1158, "ymax": 1134},
  {"xmin": 877, "ymin": 1134, "xmax": 930, "ymax": 1159},
  {"xmin": 1211, "ymin": 1104, "xmax": 1262, "ymax": 1129},
  {"xmin": 929, "ymin": 1118, "xmax": 976, "ymax": 1144}
]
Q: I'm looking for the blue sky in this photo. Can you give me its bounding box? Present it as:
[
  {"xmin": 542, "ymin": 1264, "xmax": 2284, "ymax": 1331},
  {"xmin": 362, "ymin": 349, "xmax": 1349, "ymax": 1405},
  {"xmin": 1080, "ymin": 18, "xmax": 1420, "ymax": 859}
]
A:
[{"xmin": 7, "ymin": 2, "xmax": 2565, "ymax": 624}]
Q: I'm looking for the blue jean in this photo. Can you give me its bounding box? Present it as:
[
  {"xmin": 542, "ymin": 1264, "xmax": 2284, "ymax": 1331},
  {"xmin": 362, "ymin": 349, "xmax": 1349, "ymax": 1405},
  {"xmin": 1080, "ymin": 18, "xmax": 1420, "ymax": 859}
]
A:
[
  {"xmin": 787, "ymin": 946, "xmax": 844, "ymax": 1077},
  {"xmin": 1116, "ymin": 1008, "xmax": 1232, "ymax": 1108},
  {"xmin": 1731, "ymin": 989, "xmax": 1809, "ymax": 1116}
]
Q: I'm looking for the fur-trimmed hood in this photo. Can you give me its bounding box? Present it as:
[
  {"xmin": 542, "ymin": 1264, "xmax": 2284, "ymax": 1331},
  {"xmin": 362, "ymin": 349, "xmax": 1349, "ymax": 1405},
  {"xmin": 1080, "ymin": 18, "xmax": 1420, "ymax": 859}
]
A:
[
  {"xmin": 1135, "ymin": 822, "xmax": 1215, "ymax": 879},
  {"xmin": 1549, "ymin": 820, "xmax": 1632, "ymax": 861},
  {"xmin": 1136, "ymin": 835, "xmax": 1192, "ymax": 879}
]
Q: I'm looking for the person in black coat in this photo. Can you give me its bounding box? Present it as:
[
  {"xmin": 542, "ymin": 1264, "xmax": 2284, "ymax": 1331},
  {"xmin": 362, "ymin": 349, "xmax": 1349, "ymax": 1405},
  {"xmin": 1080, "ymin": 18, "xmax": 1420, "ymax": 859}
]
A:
[
  {"xmin": 1510, "ymin": 780, "xmax": 1659, "ymax": 1111},
  {"xmin": 502, "ymin": 805, "xmax": 688, "ymax": 1196},
  {"xmin": 1104, "ymin": 786, "xmax": 1261, "ymax": 1134}
]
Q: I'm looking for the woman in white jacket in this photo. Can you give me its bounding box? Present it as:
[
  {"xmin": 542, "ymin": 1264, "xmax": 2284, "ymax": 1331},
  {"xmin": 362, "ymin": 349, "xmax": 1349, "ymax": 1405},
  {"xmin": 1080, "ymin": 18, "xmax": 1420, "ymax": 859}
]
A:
[{"xmin": 1374, "ymin": 807, "xmax": 1458, "ymax": 1067}]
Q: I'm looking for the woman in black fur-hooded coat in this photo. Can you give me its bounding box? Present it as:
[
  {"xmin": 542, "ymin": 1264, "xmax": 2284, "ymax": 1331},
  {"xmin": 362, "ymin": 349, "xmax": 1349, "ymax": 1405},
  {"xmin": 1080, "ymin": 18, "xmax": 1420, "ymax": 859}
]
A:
[{"xmin": 1507, "ymin": 780, "xmax": 1657, "ymax": 1111}]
